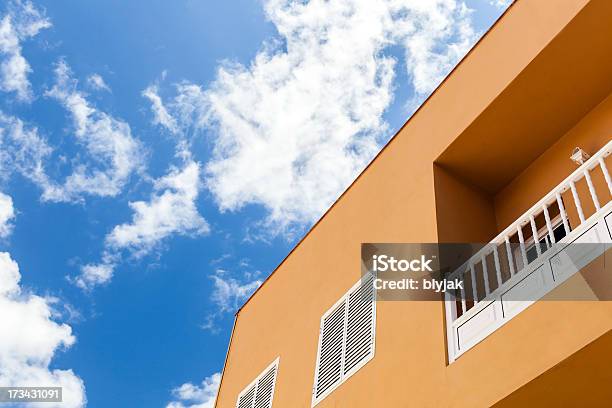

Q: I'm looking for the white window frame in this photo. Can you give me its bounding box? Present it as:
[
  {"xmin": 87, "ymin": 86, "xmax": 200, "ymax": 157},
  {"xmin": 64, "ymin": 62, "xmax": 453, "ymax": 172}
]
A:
[
  {"xmin": 235, "ymin": 357, "xmax": 280, "ymax": 408},
  {"xmin": 311, "ymin": 274, "xmax": 376, "ymax": 407}
]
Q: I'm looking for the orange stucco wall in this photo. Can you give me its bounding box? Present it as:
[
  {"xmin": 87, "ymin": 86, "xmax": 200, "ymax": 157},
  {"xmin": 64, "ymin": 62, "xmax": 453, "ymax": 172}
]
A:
[
  {"xmin": 492, "ymin": 328, "xmax": 612, "ymax": 407},
  {"xmin": 494, "ymin": 92, "xmax": 612, "ymax": 229},
  {"xmin": 215, "ymin": 1, "xmax": 612, "ymax": 407},
  {"xmin": 434, "ymin": 165, "xmax": 497, "ymax": 243}
]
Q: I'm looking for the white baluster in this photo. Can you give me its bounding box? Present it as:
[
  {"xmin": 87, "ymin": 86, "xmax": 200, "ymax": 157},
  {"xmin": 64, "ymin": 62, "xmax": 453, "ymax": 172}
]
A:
[
  {"xmin": 570, "ymin": 180, "xmax": 586, "ymax": 223},
  {"xmin": 556, "ymin": 192, "xmax": 571, "ymax": 235},
  {"xmin": 470, "ymin": 263, "xmax": 478, "ymax": 304},
  {"xmin": 492, "ymin": 244, "xmax": 502, "ymax": 289},
  {"xmin": 599, "ymin": 157, "xmax": 612, "ymax": 195},
  {"xmin": 517, "ymin": 223, "xmax": 528, "ymax": 269},
  {"xmin": 529, "ymin": 215, "xmax": 541, "ymax": 258},
  {"xmin": 481, "ymin": 255, "xmax": 490, "ymax": 296},
  {"xmin": 584, "ymin": 169, "xmax": 600, "ymax": 211},
  {"xmin": 504, "ymin": 235, "xmax": 515, "ymax": 276},
  {"xmin": 543, "ymin": 204, "xmax": 555, "ymax": 244}
]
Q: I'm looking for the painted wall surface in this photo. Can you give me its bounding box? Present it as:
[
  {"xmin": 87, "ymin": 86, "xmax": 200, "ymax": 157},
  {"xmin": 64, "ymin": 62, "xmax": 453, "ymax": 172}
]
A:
[
  {"xmin": 434, "ymin": 165, "xmax": 497, "ymax": 244},
  {"xmin": 215, "ymin": 1, "xmax": 612, "ymax": 407},
  {"xmin": 494, "ymin": 93, "xmax": 612, "ymax": 229},
  {"xmin": 492, "ymin": 329, "xmax": 612, "ymax": 407}
]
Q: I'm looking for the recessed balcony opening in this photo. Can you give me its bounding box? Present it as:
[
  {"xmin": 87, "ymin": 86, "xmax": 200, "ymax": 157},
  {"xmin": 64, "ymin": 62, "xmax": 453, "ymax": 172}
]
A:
[
  {"xmin": 435, "ymin": 139, "xmax": 612, "ymax": 362},
  {"xmin": 433, "ymin": 67, "xmax": 612, "ymax": 361}
]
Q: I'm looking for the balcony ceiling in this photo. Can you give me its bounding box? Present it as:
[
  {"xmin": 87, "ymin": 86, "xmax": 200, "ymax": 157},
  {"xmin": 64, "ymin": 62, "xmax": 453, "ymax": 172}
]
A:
[{"xmin": 436, "ymin": 0, "xmax": 612, "ymax": 194}]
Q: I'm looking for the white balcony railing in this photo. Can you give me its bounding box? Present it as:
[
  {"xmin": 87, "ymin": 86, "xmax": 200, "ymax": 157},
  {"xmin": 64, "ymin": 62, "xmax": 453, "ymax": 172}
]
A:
[{"xmin": 445, "ymin": 139, "xmax": 612, "ymax": 362}]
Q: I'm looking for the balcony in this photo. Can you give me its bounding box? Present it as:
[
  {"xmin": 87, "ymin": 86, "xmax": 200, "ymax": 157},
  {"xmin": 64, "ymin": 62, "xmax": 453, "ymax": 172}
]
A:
[{"xmin": 444, "ymin": 140, "xmax": 612, "ymax": 362}]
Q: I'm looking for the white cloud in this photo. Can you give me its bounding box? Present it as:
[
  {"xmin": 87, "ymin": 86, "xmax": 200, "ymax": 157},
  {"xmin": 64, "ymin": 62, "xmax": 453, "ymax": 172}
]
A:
[
  {"xmin": 395, "ymin": 1, "xmax": 476, "ymax": 97},
  {"xmin": 105, "ymin": 160, "xmax": 209, "ymax": 257},
  {"xmin": 70, "ymin": 156, "xmax": 209, "ymax": 290},
  {"xmin": 74, "ymin": 262, "xmax": 114, "ymax": 290},
  {"xmin": 489, "ymin": 0, "xmax": 512, "ymax": 9},
  {"xmin": 210, "ymin": 274, "xmax": 261, "ymax": 314},
  {"xmin": 0, "ymin": 192, "xmax": 15, "ymax": 238},
  {"xmin": 167, "ymin": 373, "xmax": 221, "ymax": 408},
  {"xmin": 44, "ymin": 60, "xmax": 145, "ymax": 202},
  {"xmin": 86, "ymin": 73, "xmax": 110, "ymax": 92},
  {"xmin": 69, "ymin": 144, "xmax": 207, "ymax": 290},
  {"xmin": 202, "ymin": 258, "xmax": 262, "ymax": 332},
  {"xmin": 72, "ymin": 252, "xmax": 116, "ymax": 291},
  {"xmin": 0, "ymin": 111, "xmax": 54, "ymax": 190},
  {"xmin": 142, "ymin": 84, "xmax": 178, "ymax": 134},
  {"xmin": 156, "ymin": 0, "xmax": 478, "ymax": 236},
  {"xmin": 0, "ymin": 0, "xmax": 51, "ymax": 101},
  {"xmin": 72, "ymin": 159, "xmax": 208, "ymax": 289},
  {"xmin": 0, "ymin": 252, "xmax": 86, "ymax": 407},
  {"xmin": 1, "ymin": 62, "xmax": 144, "ymax": 204}
]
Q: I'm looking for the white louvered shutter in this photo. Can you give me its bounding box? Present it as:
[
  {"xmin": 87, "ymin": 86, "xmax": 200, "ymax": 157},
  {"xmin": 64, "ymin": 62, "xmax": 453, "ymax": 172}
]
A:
[
  {"xmin": 313, "ymin": 300, "xmax": 346, "ymax": 400},
  {"xmin": 344, "ymin": 274, "xmax": 375, "ymax": 377},
  {"xmin": 253, "ymin": 364, "xmax": 277, "ymax": 408},
  {"xmin": 237, "ymin": 385, "xmax": 256, "ymax": 408},
  {"xmin": 312, "ymin": 275, "xmax": 376, "ymax": 406},
  {"xmin": 236, "ymin": 359, "xmax": 279, "ymax": 408}
]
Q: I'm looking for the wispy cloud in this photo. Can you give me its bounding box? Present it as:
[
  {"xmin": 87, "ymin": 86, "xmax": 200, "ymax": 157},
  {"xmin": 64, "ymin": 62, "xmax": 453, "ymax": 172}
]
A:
[
  {"xmin": 106, "ymin": 160, "xmax": 209, "ymax": 256},
  {"xmin": 86, "ymin": 73, "xmax": 111, "ymax": 93},
  {"xmin": 71, "ymin": 252, "xmax": 117, "ymax": 291},
  {"xmin": 0, "ymin": 111, "xmax": 54, "ymax": 190},
  {"xmin": 0, "ymin": 252, "xmax": 86, "ymax": 407},
  {"xmin": 166, "ymin": 372, "xmax": 220, "ymax": 408},
  {"xmin": 489, "ymin": 0, "xmax": 512, "ymax": 9},
  {"xmin": 142, "ymin": 84, "xmax": 178, "ymax": 134},
  {"xmin": 70, "ymin": 80, "xmax": 213, "ymax": 291},
  {"xmin": 74, "ymin": 158, "xmax": 208, "ymax": 290},
  {"xmin": 43, "ymin": 60, "xmax": 145, "ymax": 202},
  {"xmin": 147, "ymin": 0, "xmax": 479, "ymax": 237},
  {"xmin": 0, "ymin": 192, "xmax": 14, "ymax": 238},
  {"xmin": 1, "ymin": 62, "xmax": 144, "ymax": 206},
  {"xmin": 0, "ymin": 0, "xmax": 51, "ymax": 102},
  {"xmin": 395, "ymin": 1, "xmax": 476, "ymax": 108},
  {"xmin": 202, "ymin": 255, "xmax": 262, "ymax": 332},
  {"xmin": 210, "ymin": 274, "xmax": 261, "ymax": 314}
]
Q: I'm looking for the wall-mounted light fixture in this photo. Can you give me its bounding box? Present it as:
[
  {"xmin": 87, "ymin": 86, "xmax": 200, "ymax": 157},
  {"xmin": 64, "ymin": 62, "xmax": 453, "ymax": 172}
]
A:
[{"xmin": 570, "ymin": 147, "xmax": 590, "ymax": 165}]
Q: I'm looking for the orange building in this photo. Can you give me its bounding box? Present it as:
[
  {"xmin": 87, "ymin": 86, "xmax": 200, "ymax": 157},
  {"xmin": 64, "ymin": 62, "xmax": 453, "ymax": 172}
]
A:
[{"xmin": 215, "ymin": 0, "xmax": 612, "ymax": 406}]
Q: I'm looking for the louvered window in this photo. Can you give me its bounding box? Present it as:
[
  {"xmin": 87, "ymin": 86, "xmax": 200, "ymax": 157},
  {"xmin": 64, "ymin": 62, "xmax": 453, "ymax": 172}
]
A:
[
  {"xmin": 236, "ymin": 358, "xmax": 279, "ymax": 408},
  {"xmin": 312, "ymin": 274, "xmax": 376, "ymax": 406}
]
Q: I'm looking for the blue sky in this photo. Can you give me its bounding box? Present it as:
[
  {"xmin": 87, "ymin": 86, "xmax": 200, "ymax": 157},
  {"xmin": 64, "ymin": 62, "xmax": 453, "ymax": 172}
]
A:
[{"xmin": 0, "ymin": 1, "xmax": 508, "ymax": 407}]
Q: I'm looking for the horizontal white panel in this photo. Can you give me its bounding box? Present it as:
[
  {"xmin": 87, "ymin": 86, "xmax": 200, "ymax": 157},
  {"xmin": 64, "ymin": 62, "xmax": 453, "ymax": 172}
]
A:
[
  {"xmin": 501, "ymin": 265, "xmax": 546, "ymax": 318},
  {"xmin": 457, "ymin": 301, "xmax": 500, "ymax": 351},
  {"xmin": 550, "ymin": 225, "xmax": 605, "ymax": 281}
]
